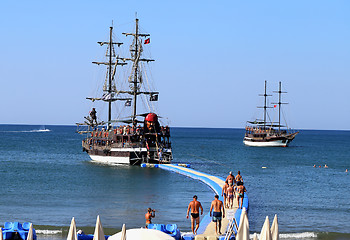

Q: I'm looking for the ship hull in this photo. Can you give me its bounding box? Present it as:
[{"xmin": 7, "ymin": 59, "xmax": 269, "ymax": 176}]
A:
[
  {"xmin": 84, "ymin": 146, "xmax": 172, "ymax": 165},
  {"xmin": 89, "ymin": 154, "xmax": 132, "ymax": 165},
  {"xmin": 243, "ymin": 138, "xmax": 290, "ymax": 147},
  {"xmin": 243, "ymin": 132, "xmax": 298, "ymax": 147}
]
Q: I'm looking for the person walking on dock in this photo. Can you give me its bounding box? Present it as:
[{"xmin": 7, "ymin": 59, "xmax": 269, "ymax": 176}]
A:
[
  {"xmin": 186, "ymin": 195, "xmax": 203, "ymax": 235},
  {"xmin": 226, "ymin": 183, "xmax": 234, "ymax": 208},
  {"xmin": 145, "ymin": 208, "xmax": 155, "ymax": 228},
  {"xmin": 210, "ymin": 194, "xmax": 225, "ymax": 235},
  {"xmin": 226, "ymin": 171, "xmax": 235, "ymax": 186},
  {"xmin": 235, "ymin": 171, "xmax": 243, "ymax": 185},
  {"xmin": 236, "ymin": 182, "xmax": 247, "ymax": 209},
  {"xmin": 221, "ymin": 181, "xmax": 229, "ymax": 208}
]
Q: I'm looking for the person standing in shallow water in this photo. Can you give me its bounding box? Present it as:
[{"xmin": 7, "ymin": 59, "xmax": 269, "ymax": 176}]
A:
[
  {"xmin": 186, "ymin": 195, "xmax": 203, "ymax": 235},
  {"xmin": 145, "ymin": 208, "xmax": 155, "ymax": 228},
  {"xmin": 210, "ymin": 195, "xmax": 225, "ymax": 235}
]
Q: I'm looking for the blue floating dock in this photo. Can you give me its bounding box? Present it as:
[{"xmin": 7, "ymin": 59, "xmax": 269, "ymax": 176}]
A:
[{"xmin": 155, "ymin": 164, "xmax": 249, "ymax": 239}]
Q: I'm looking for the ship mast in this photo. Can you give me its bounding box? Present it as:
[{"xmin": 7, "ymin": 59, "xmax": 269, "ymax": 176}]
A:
[
  {"xmin": 89, "ymin": 26, "xmax": 127, "ymax": 130},
  {"xmin": 132, "ymin": 19, "xmax": 139, "ymax": 127},
  {"xmin": 273, "ymin": 81, "xmax": 288, "ymax": 132},
  {"xmin": 121, "ymin": 18, "xmax": 157, "ymax": 128},
  {"xmin": 108, "ymin": 26, "xmax": 113, "ymax": 129},
  {"xmin": 258, "ymin": 80, "xmax": 272, "ymax": 129}
]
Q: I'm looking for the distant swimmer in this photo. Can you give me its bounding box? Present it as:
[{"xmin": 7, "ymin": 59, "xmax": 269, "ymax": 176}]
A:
[
  {"xmin": 235, "ymin": 171, "xmax": 243, "ymax": 185},
  {"xmin": 236, "ymin": 182, "xmax": 247, "ymax": 209},
  {"xmin": 222, "ymin": 181, "xmax": 229, "ymax": 208},
  {"xmin": 313, "ymin": 165, "xmax": 316, "ymax": 168},
  {"xmin": 186, "ymin": 195, "xmax": 203, "ymax": 235},
  {"xmin": 145, "ymin": 208, "xmax": 155, "ymax": 228},
  {"xmin": 210, "ymin": 195, "xmax": 225, "ymax": 235},
  {"xmin": 324, "ymin": 164, "xmax": 328, "ymax": 168},
  {"xmin": 346, "ymin": 169, "xmax": 348, "ymax": 173}
]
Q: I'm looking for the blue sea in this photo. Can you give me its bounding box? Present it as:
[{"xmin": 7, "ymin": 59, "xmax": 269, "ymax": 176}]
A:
[{"xmin": 0, "ymin": 125, "xmax": 349, "ymax": 240}]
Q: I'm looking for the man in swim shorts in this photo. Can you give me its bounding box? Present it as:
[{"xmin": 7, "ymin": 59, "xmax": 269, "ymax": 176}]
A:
[
  {"xmin": 210, "ymin": 195, "xmax": 225, "ymax": 235},
  {"xmin": 235, "ymin": 170, "xmax": 243, "ymax": 185},
  {"xmin": 222, "ymin": 181, "xmax": 229, "ymax": 208},
  {"xmin": 186, "ymin": 195, "xmax": 203, "ymax": 235},
  {"xmin": 226, "ymin": 183, "xmax": 234, "ymax": 208},
  {"xmin": 226, "ymin": 171, "xmax": 236, "ymax": 186},
  {"xmin": 236, "ymin": 182, "xmax": 247, "ymax": 209}
]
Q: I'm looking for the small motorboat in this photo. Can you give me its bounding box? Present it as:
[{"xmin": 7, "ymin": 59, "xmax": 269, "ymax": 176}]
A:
[{"xmin": 2, "ymin": 222, "xmax": 37, "ymax": 240}]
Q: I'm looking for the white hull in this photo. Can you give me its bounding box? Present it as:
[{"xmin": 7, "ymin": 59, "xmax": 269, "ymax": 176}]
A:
[
  {"xmin": 243, "ymin": 139, "xmax": 289, "ymax": 147},
  {"xmin": 89, "ymin": 154, "xmax": 131, "ymax": 165},
  {"xmin": 88, "ymin": 147, "xmax": 173, "ymax": 165}
]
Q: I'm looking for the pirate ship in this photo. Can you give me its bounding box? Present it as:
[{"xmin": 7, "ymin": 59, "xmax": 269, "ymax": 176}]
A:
[
  {"xmin": 243, "ymin": 81, "xmax": 298, "ymax": 147},
  {"xmin": 76, "ymin": 18, "xmax": 172, "ymax": 165}
]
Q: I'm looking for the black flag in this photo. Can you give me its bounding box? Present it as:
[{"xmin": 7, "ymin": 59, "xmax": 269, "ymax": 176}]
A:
[
  {"xmin": 150, "ymin": 94, "xmax": 158, "ymax": 101},
  {"xmin": 125, "ymin": 100, "xmax": 132, "ymax": 106}
]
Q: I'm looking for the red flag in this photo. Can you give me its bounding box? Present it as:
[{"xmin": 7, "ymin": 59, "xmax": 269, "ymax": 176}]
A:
[
  {"xmin": 144, "ymin": 38, "xmax": 150, "ymax": 44},
  {"xmin": 274, "ymin": 105, "xmax": 277, "ymax": 108}
]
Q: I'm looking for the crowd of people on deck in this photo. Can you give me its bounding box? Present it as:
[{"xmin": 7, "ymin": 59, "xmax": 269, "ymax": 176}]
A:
[
  {"xmin": 146, "ymin": 170, "xmax": 247, "ymax": 236},
  {"xmin": 245, "ymin": 126, "xmax": 287, "ymax": 136}
]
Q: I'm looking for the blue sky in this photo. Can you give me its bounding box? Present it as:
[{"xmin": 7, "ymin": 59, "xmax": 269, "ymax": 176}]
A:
[{"xmin": 0, "ymin": 0, "xmax": 349, "ymax": 130}]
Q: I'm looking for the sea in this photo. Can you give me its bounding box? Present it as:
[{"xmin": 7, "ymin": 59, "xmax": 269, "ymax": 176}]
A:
[{"xmin": 0, "ymin": 125, "xmax": 349, "ymax": 240}]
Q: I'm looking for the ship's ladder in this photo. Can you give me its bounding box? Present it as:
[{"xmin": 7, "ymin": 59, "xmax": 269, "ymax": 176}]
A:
[{"xmin": 224, "ymin": 217, "xmax": 238, "ymax": 240}]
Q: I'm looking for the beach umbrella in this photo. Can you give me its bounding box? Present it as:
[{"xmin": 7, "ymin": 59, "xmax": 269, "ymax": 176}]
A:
[
  {"xmin": 271, "ymin": 215, "xmax": 279, "ymax": 240},
  {"xmin": 67, "ymin": 217, "xmax": 78, "ymax": 240},
  {"xmin": 260, "ymin": 216, "xmax": 272, "ymax": 240},
  {"xmin": 108, "ymin": 228, "xmax": 173, "ymax": 240},
  {"xmin": 236, "ymin": 208, "xmax": 250, "ymax": 240},
  {"xmin": 93, "ymin": 215, "xmax": 105, "ymax": 240},
  {"xmin": 120, "ymin": 224, "xmax": 126, "ymax": 240},
  {"xmin": 26, "ymin": 223, "xmax": 34, "ymax": 240},
  {"xmin": 0, "ymin": 227, "xmax": 3, "ymax": 240},
  {"xmin": 252, "ymin": 233, "xmax": 258, "ymax": 240}
]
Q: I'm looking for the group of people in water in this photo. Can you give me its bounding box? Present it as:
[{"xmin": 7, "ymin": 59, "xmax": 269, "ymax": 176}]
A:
[{"xmin": 145, "ymin": 171, "xmax": 247, "ymax": 236}]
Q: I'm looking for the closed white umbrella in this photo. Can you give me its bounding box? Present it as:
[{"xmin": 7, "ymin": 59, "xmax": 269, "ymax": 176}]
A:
[
  {"xmin": 67, "ymin": 217, "xmax": 78, "ymax": 240},
  {"xmin": 236, "ymin": 208, "xmax": 250, "ymax": 240},
  {"xmin": 0, "ymin": 227, "xmax": 3, "ymax": 240},
  {"xmin": 271, "ymin": 215, "xmax": 279, "ymax": 240},
  {"xmin": 108, "ymin": 228, "xmax": 173, "ymax": 240},
  {"xmin": 260, "ymin": 216, "xmax": 272, "ymax": 240},
  {"xmin": 93, "ymin": 215, "xmax": 105, "ymax": 240},
  {"xmin": 26, "ymin": 223, "xmax": 34, "ymax": 240},
  {"xmin": 120, "ymin": 224, "xmax": 126, "ymax": 240}
]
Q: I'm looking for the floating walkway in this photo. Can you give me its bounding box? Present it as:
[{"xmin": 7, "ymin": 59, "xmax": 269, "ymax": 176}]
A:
[{"xmin": 141, "ymin": 163, "xmax": 249, "ymax": 240}]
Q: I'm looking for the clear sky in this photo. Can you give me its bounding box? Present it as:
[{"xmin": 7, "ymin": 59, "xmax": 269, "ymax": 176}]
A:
[{"xmin": 0, "ymin": 0, "xmax": 349, "ymax": 130}]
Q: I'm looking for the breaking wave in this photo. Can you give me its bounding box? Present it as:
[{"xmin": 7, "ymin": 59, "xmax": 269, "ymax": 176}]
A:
[
  {"xmin": 35, "ymin": 229, "xmax": 62, "ymax": 235},
  {"xmin": 2, "ymin": 129, "xmax": 51, "ymax": 133},
  {"xmin": 250, "ymin": 232, "xmax": 317, "ymax": 239}
]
